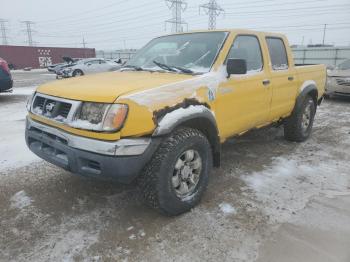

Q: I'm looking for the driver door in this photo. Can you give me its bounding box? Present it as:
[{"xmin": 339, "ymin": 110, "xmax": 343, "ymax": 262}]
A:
[{"xmin": 216, "ymin": 35, "xmax": 272, "ymax": 139}]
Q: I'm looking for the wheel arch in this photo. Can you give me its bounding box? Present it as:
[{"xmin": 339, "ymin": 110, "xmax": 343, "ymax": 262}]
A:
[
  {"xmin": 296, "ymin": 82, "xmax": 318, "ymax": 112},
  {"xmin": 152, "ymin": 106, "xmax": 221, "ymax": 167}
]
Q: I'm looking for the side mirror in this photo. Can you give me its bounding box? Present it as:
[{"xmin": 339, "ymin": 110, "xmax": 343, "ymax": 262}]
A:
[{"xmin": 227, "ymin": 58, "xmax": 247, "ymax": 77}]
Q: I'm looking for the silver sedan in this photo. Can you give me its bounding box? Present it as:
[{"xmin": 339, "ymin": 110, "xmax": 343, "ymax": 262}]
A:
[{"xmin": 326, "ymin": 59, "xmax": 350, "ymax": 97}]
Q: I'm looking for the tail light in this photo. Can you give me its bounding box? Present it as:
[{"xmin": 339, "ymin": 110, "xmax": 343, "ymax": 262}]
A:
[{"xmin": 0, "ymin": 59, "xmax": 10, "ymax": 75}]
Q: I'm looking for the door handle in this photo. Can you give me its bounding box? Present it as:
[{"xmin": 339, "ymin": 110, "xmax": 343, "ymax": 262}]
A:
[
  {"xmin": 262, "ymin": 79, "xmax": 270, "ymax": 86},
  {"xmin": 288, "ymin": 76, "xmax": 294, "ymax": 81}
]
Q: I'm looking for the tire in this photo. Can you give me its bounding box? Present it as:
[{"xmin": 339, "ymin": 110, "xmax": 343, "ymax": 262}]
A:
[
  {"xmin": 138, "ymin": 127, "xmax": 213, "ymax": 216},
  {"xmin": 73, "ymin": 69, "xmax": 84, "ymax": 77},
  {"xmin": 284, "ymin": 95, "xmax": 316, "ymax": 142}
]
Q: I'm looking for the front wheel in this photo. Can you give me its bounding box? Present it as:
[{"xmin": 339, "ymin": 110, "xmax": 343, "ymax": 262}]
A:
[
  {"xmin": 73, "ymin": 69, "xmax": 84, "ymax": 77},
  {"xmin": 284, "ymin": 95, "xmax": 316, "ymax": 142},
  {"xmin": 138, "ymin": 127, "xmax": 212, "ymax": 216}
]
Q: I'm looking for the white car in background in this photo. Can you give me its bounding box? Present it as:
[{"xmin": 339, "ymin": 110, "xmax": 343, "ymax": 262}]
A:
[
  {"xmin": 61, "ymin": 58, "xmax": 122, "ymax": 78},
  {"xmin": 326, "ymin": 59, "xmax": 350, "ymax": 97}
]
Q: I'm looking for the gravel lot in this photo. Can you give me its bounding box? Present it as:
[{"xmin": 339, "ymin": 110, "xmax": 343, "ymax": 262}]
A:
[{"xmin": 0, "ymin": 70, "xmax": 349, "ymax": 262}]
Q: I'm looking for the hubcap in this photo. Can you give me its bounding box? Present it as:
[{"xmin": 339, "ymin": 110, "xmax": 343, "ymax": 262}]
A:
[
  {"xmin": 172, "ymin": 149, "xmax": 202, "ymax": 199},
  {"xmin": 302, "ymin": 101, "xmax": 313, "ymax": 132}
]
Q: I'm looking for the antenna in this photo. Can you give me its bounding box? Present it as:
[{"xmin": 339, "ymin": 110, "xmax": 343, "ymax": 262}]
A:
[
  {"xmin": 200, "ymin": 0, "xmax": 224, "ymax": 30},
  {"xmin": 165, "ymin": 0, "xmax": 188, "ymax": 33}
]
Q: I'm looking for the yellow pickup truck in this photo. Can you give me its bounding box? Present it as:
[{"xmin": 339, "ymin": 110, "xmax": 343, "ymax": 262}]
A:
[{"xmin": 26, "ymin": 29, "xmax": 326, "ymax": 215}]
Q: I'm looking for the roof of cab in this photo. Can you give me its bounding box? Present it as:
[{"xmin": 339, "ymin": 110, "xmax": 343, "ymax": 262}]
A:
[{"xmin": 161, "ymin": 28, "xmax": 286, "ymax": 38}]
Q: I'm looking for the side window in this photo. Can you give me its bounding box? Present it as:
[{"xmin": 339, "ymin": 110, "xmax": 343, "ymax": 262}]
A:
[
  {"xmin": 227, "ymin": 35, "xmax": 263, "ymax": 73},
  {"xmin": 266, "ymin": 37, "xmax": 289, "ymax": 70}
]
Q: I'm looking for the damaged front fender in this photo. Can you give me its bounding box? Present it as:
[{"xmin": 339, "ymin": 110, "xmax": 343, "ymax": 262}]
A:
[{"xmin": 152, "ymin": 104, "xmax": 216, "ymax": 136}]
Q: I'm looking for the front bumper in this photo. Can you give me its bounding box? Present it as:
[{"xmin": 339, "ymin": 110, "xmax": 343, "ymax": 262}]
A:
[{"xmin": 25, "ymin": 117, "xmax": 160, "ymax": 183}]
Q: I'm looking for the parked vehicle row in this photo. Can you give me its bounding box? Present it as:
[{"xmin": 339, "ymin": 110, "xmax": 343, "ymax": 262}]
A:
[{"xmin": 0, "ymin": 57, "xmax": 13, "ymax": 93}]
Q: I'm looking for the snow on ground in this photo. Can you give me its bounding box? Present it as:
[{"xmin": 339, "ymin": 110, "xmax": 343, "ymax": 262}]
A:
[
  {"xmin": 241, "ymin": 156, "xmax": 349, "ymax": 224},
  {"xmin": 12, "ymin": 69, "xmax": 50, "ymax": 73},
  {"xmin": 219, "ymin": 202, "xmax": 237, "ymax": 215},
  {"xmin": 10, "ymin": 190, "xmax": 32, "ymax": 210},
  {"xmin": 0, "ymin": 86, "xmax": 40, "ymax": 173}
]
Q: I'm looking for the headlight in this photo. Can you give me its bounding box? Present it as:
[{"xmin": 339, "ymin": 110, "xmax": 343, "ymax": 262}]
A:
[
  {"xmin": 69, "ymin": 102, "xmax": 128, "ymax": 132},
  {"xmin": 26, "ymin": 92, "xmax": 36, "ymax": 112}
]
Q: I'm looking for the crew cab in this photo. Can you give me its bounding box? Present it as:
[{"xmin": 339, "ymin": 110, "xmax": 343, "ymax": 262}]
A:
[
  {"xmin": 25, "ymin": 30, "xmax": 326, "ymax": 215},
  {"xmin": 0, "ymin": 57, "xmax": 13, "ymax": 93}
]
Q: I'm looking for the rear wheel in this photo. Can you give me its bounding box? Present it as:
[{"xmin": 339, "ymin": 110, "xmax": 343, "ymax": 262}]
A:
[
  {"xmin": 73, "ymin": 69, "xmax": 84, "ymax": 77},
  {"xmin": 138, "ymin": 127, "xmax": 212, "ymax": 216},
  {"xmin": 284, "ymin": 95, "xmax": 316, "ymax": 142}
]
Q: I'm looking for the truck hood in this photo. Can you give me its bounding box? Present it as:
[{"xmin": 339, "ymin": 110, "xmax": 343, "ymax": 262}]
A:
[{"xmin": 36, "ymin": 71, "xmax": 195, "ymax": 103}]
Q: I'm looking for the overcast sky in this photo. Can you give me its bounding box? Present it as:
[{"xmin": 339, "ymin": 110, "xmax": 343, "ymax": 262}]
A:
[{"xmin": 1, "ymin": 0, "xmax": 350, "ymax": 50}]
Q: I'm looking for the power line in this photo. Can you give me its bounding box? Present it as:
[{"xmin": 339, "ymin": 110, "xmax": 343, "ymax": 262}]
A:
[
  {"xmin": 165, "ymin": 0, "xmax": 188, "ymax": 33},
  {"xmin": 225, "ymin": 3, "xmax": 350, "ymax": 15},
  {"xmin": 200, "ymin": 0, "xmax": 224, "ymax": 30},
  {"xmin": 37, "ymin": 0, "xmax": 126, "ymax": 23},
  {"xmin": 0, "ymin": 19, "xmax": 9, "ymax": 45},
  {"xmin": 21, "ymin": 21, "xmax": 35, "ymax": 46}
]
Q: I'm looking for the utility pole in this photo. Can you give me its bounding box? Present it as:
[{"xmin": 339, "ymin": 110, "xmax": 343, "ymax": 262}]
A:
[
  {"xmin": 165, "ymin": 0, "xmax": 188, "ymax": 33},
  {"xmin": 21, "ymin": 21, "xmax": 35, "ymax": 46},
  {"xmin": 200, "ymin": 0, "xmax": 224, "ymax": 30},
  {"xmin": 0, "ymin": 19, "xmax": 9, "ymax": 45},
  {"xmin": 322, "ymin": 24, "xmax": 327, "ymax": 45},
  {"xmin": 81, "ymin": 36, "xmax": 86, "ymax": 48},
  {"xmin": 81, "ymin": 36, "xmax": 87, "ymax": 57}
]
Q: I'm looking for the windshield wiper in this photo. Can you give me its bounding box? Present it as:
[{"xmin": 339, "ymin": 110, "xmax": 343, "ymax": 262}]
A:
[
  {"xmin": 153, "ymin": 60, "xmax": 177, "ymax": 72},
  {"xmin": 121, "ymin": 65, "xmax": 144, "ymax": 71},
  {"xmin": 153, "ymin": 60, "xmax": 194, "ymax": 74},
  {"xmin": 171, "ymin": 65, "xmax": 194, "ymax": 74}
]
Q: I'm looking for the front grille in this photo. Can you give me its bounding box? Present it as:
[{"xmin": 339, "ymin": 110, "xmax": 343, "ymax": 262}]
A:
[
  {"xmin": 336, "ymin": 78, "xmax": 350, "ymax": 87},
  {"xmin": 32, "ymin": 94, "xmax": 74, "ymax": 122}
]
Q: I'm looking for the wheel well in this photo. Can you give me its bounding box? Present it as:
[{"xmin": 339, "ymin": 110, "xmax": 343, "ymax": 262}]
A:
[
  {"xmin": 73, "ymin": 69, "xmax": 83, "ymax": 74},
  {"xmin": 307, "ymin": 89, "xmax": 318, "ymax": 105},
  {"xmin": 178, "ymin": 117, "xmax": 221, "ymax": 167}
]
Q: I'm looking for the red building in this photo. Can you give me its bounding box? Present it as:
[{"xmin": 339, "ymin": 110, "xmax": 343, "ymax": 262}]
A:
[{"xmin": 0, "ymin": 45, "xmax": 96, "ymax": 69}]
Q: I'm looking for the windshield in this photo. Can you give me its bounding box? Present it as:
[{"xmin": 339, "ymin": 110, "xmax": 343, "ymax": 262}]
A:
[
  {"xmin": 336, "ymin": 59, "xmax": 350, "ymax": 70},
  {"xmin": 126, "ymin": 32, "xmax": 228, "ymax": 74}
]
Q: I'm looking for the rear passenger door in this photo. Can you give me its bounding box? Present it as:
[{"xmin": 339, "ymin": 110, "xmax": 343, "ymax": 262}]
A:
[
  {"xmin": 216, "ymin": 35, "xmax": 272, "ymax": 138},
  {"xmin": 265, "ymin": 37, "xmax": 298, "ymax": 120}
]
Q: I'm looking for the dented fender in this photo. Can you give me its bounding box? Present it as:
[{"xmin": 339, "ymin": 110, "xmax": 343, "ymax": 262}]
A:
[{"xmin": 152, "ymin": 104, "xmax": 217, "ymax": 136}]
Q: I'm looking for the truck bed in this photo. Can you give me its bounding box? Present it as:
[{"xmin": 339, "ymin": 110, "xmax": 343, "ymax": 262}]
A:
[{"xmin": 295, "ymin": 64, "xmax": 327, "ymax": 97}]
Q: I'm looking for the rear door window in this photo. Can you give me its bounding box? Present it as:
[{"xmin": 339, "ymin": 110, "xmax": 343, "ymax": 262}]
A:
[
  {"xmin": 266, "ymin": 37, "xmax": 289, "ymax": 70},
  {"xmin": 227, "ymin": 35, "xmax": 263, "ymax": 73}
]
